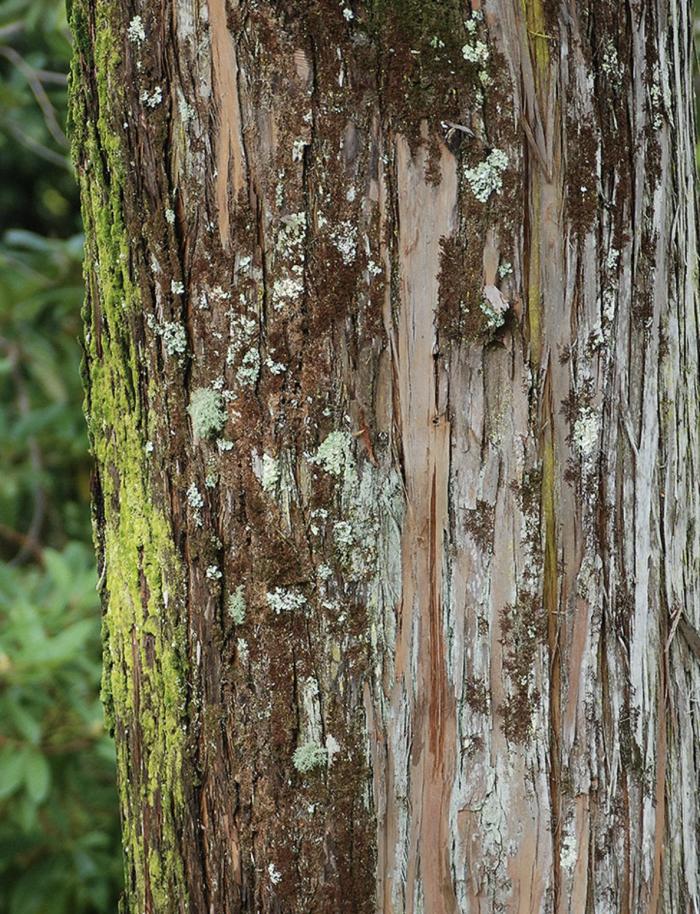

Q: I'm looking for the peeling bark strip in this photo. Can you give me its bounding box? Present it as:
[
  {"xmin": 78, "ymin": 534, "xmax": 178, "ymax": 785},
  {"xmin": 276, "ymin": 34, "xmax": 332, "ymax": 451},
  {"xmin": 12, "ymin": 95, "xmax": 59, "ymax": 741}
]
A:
[{"xmin": 69, "ymin": 1, "xmax": 699, "ymax": 912}]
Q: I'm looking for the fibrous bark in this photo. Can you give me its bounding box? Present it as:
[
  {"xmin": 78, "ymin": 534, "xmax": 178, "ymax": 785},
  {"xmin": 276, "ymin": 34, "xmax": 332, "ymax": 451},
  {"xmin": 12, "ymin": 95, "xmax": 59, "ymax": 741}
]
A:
[{"xmin": 69, "ymin": 0, "xmax": 700, "ymax": 911}]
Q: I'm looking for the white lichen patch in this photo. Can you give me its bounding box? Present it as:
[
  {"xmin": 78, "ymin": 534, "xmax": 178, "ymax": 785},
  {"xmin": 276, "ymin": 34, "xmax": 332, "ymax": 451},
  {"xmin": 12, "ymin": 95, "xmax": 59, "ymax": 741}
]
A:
[
  {"xmin": 481, "ymin": 285, "xmax": 509, "ymax": 330},
  {"xmin": 188, "ymin": 387, "xmax": 226, "ymax": 440},
  {"xmin": 292, "ymin": 740, "xmax": 328, "ymax": 773},
  {"xmin": 227, "ymin": 586, "xmax": 246, "ymax": 624},
  {"xmin": 140, "ymin": 86, "xmax": 163, "ymax": 108},
  {"xmin": 272, "ymin": 275, "xmax": 304, "ymax": 310},
  {"xmin": 206, "ymin": 565, "xmax": 222, "ymax": 581},
  {"xmin": 462, "ymin": 40, "xmax": 489, "ymax": 66},
  {"xmin": 560, "ymin": 820, "xmax": 578, "ymax": 872},
  {"xmin": 266, "ymin": 587, "xmax": 306, "ymax": 614},
  {"xmin": 171, "ymin": 280, "xmax": 185, "ymax": 295},
  {"xmin": 498, "ymin": 261, "xmax": 513, "ymax": 278},
  {"xmin": 333, "ymin": 520, "xmax": 355, "ymax": 551},
  {"xmin": 265, "ymin": 356, "xmax": 286, "ymax": 375},
  {"xmin": 317, "ymin": 563, "xmax": 333, "ymax": 581},
  {"xmin": 602, "ymin": 288, "xmax": 616, "ymax": 324},
  {"xmin": 127, "ymin": 16, "xmax": 146, "ymax": 43},
  {"xmin": 573, "ymin": 407, "xmax": 600, "ymax": 458},
  {"xmin": 165, "ymin": 208, "xmax": 176, "ymax": 225},
  {"xmin": 462, "ymin": 10, "xmax": 488, "ymax": 65},
  {"xmin": 236, "ymin": 347, "xmax": 260, "ymax": 387},
  {"xmin": 649, "ymin": 80, "xmax": 664, "ymax": 129},
  {"xmin": 272, "ymin": 213, "xmax": 307, "ymax": 312},
  {"xmin": 267, "ymin": 863, "xmax": 282, "ymax": 886},
  {"xmin": 464, "ymin": 149, "xmax": 508, "ymax": 203},
  {"xmin": 292, "ymin": 138, "xmax": 307, "ymax": 162},
  {"xmin": 480, "ymin": 296, "xmax": 506, "ymax": 330},
  {"xmin": 161, "ymin": 321, "xmax": 187, "ymax": 358},
  {"xmin": 587, "ymin": 323, "xmax": 606, "ymax": 353},
  {"xmin": 277, "ymin": 212, "xmax": 307, "ymax": 253},
  {"xmin": 187, "ymin": 482, "xmax": 204, "ymax": 516},
  {"xmin": 606, "ymin": 247, "xmax": 620, "ymax": 271},
  {"xmin": 331, "ymin": 220, "xmax": 358, "ymax": 265},
  {"xmin": 601, "ymin": 39, "xmax": 621, "ymax": 85}
]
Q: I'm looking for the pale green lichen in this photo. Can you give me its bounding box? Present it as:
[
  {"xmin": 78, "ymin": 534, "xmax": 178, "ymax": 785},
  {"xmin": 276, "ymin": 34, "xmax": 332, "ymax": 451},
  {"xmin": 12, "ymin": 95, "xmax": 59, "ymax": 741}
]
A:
[
  {"xmin": 292, "ymin": 740, "xmax": 328, "ymax": 773},
  {"xmin": 480, "ymin": 297, "xmax": 506, "ymax": 329},
  {"xmin": 236, "ymin": 348, "xmax": 260, "ymax": 387},
  {"xmin": 186, "ymin": 483, "xmax": 204, "ymax": 525},
  {"xmin": 266, "ymin": 587, "xmax": 306, "ymax": 614},
  {"xmin": 272, "ymin": 275, "xmax": 304, "ymax": 310},
  {"xmin": 333, "ymin": 520, "xmax": 355, "ymax": 550},
  {"xmin": 309, "ymin": 430, "xmax": 354, "ymax": 477},
  {"xmin": 226, "ymin": 314, "xmax": 256, "ymax": 364},
  {"xmin": 462, "ymin": 10, "xmax": 488, "ymax": 66},
  {"xmin": 573, "ymin": 407, "xmax": 599, "ymax": 458},
  {"xmin": 462, "ymin": 39, "xmax": 489, "ymax": 65},
  {"xmin": 265, "ymin": 356, "xmax": 286, "ymax": 375},
  {"xmin": 140, "ymin": 85, "xmax": 163, "ymax": 108},
  {"xmin": 331, "ymin": 220, "xmax": 357, "ymax": 265},
  {"xmin": 161, "ymin": 321, "xmax": 187, "ymax": 358},
  {"xmin": 227, "ymin": 586, "xmax": 246, "ymax": 624},
  {"xmin": 498, "ymin": 261, "xmax": 513, "ymax": 278},
  {"xmin": 464, "ymin": 149, "xmax": 508, "ymax": 202},
  {"xmin": 188, "ymin": 388, "xmax": 226, "ymax": 440},
  {"xmin": 127, "ymin": 16, "xmax": 145, "ymax": 43}
]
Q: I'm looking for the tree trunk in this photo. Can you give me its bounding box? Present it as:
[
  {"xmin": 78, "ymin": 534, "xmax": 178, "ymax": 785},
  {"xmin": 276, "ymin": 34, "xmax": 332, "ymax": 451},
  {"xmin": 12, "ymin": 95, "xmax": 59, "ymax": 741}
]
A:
[{"xmin": 69, "ymin": 1, "xmax": 700, "ymax": 911}]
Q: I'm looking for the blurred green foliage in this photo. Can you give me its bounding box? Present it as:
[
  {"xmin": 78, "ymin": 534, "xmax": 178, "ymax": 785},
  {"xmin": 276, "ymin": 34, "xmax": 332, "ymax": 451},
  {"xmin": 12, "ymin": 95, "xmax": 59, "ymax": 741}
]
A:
[{"xmin": 0, "ymin": 1, "xmax": 122, "ymax": 912}]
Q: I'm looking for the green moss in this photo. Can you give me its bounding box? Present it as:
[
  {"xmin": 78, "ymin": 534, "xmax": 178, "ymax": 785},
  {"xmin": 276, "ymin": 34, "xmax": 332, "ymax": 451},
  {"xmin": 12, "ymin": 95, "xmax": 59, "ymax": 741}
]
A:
[
  {"xmin": 69, "ymin": 2, "xmax": 189, "ymax": 909},
  {"xmin": 365, "ymin": 0, "xmax": 480, "ymax": 140}
]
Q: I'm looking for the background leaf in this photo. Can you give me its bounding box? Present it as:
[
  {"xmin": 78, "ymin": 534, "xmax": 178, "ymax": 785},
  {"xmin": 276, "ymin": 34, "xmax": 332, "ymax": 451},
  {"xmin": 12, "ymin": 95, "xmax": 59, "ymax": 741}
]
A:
[{"xmin": 0, "ymin": 3, "xmax": 122, "ymax": 911}]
